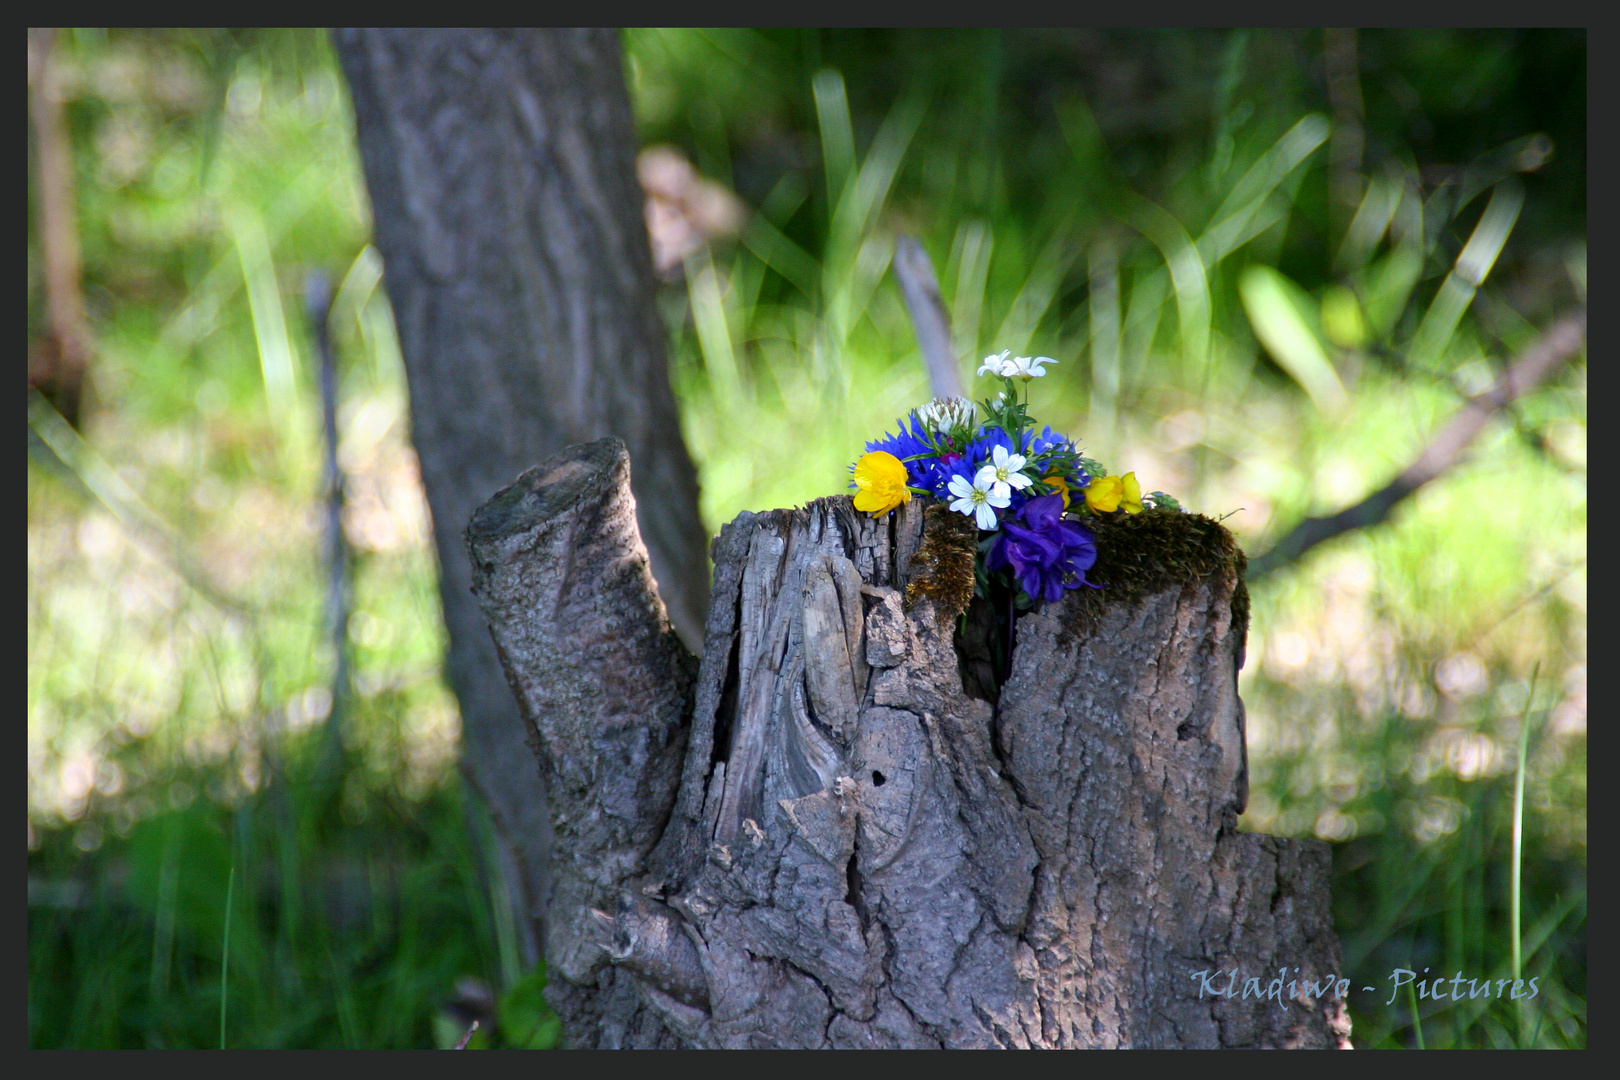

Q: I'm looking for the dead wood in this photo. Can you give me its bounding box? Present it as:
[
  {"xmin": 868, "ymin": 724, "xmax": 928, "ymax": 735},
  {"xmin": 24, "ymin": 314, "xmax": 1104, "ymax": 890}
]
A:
[{"xmin": 468, "ymin": 438, "xmax": 1351, "ymax": 1048}]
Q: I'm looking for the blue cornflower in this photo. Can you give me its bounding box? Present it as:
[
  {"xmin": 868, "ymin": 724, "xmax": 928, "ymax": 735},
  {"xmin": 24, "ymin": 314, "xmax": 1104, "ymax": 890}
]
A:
[{"xmin": 863, "ymin": 413, "xmax": 966, "ymax": 501}]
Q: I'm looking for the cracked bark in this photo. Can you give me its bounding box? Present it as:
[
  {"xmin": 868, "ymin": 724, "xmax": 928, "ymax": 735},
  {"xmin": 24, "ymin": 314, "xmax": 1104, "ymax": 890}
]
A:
[{"xmin": 468, "ymin": 438, "xmax": 1351, "ymax": 1049}]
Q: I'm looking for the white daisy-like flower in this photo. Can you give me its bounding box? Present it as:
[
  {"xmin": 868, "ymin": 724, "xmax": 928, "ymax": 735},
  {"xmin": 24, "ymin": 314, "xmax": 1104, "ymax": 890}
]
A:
[
  {"xmin": 947, "ymin": 471, "xmax": 1010, "ymax": 530},
  {"xmin": 977, "ymin": 350, "xmax": 1013, "ymax": 378},
  {"xmin": 916, "ymin": 396, "xmax": 977, "ymax": 434},
  {"xmin": 977, "ymin": 351, "xmax": 1059, "ymax": 380},
  {"xmin": 974, "ymin": 444, "xmax": 1033, "ymax": 500},
  {"xmin": 1003, "ymin": 354, "xmax": 1058, "ymax": 380}
]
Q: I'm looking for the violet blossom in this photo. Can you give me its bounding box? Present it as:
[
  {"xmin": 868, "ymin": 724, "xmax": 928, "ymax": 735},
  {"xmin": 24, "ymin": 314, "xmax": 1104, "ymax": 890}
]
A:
[{"xmin": 985, "ymin": 494, "xmax": 1101, "ymax": 603}]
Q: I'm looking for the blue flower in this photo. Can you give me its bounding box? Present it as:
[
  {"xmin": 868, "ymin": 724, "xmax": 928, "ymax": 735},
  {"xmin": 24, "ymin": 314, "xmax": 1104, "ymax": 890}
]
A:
[
  {"xmin": 1028, "ymin": 426, "xmax": 1064, "ymax": 455},
  {"xmin": 963, "ymin": 426, "xmax": 1087, "ymax": 513},
  {"xmin": 863, "ymin": 413, "xmax": 969, "ymax": 501},
  {"xmin": 859, "ymin": 416, "xmax": 1090, "ymax": 515},
  {"xmin": 985, "ymin": 494, "xmax": 1101, "ymax": 602}
]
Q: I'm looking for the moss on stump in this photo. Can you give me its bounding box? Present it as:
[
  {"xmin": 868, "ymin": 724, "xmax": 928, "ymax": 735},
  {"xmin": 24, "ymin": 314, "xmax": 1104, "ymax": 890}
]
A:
[
  {"xmin": 905, "ymin": 502, "xmax": 979, "ymax": 619},
  {"xmin": 1062, "ymin": 508, "xmax": 1249, "ymax": 641}
]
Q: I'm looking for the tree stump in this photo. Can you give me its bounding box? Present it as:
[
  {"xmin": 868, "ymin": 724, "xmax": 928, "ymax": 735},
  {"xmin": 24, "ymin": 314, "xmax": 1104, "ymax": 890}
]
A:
[{"xmin": 466, "ymin": 438, "xmax": 1352, "ymax": 1049}]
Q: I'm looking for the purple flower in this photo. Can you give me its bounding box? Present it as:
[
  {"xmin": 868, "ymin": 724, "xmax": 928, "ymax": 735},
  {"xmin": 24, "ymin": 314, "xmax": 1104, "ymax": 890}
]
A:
[{"xmin": 985, "ymin": 494, "xmax": 1101, "ymax": 603}]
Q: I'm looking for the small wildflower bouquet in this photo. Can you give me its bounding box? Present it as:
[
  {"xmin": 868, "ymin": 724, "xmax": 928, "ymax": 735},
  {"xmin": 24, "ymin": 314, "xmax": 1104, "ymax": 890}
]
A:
[{"xmin": 850, "ymin": 350, "xmax": 1182, "ymax": 610}]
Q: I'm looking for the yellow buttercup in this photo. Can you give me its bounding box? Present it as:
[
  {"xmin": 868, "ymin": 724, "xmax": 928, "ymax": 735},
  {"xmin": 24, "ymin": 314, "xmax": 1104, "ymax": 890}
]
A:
[
  {"xmin": 852, "ymin": 451, "xmax": 911, "ymax": 518},
  {"xmin": 1084, "ymin": 472, "xmax": 1144, "ymax": 514}
]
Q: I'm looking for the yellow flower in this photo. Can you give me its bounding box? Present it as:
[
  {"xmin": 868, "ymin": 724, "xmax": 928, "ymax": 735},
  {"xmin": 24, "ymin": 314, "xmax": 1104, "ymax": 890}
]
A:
[
  {"xmin": 1119, "ymin": 471, "xmax": 1144, "ymax": 514},
  {"xmin": 1084, "ymin": 473, "xmax": 1145, "ymax": 514},
  {"xmin": 852, "ymin": 451, "xmax": 911, "ymax": 518},
  {"xmin": 1084, "ymin": 475, "xmax": 1122, "ymax": 513},
  {"xmin": 1043, "ymin": 472, "xmax": 1071, "ymax": 509}
]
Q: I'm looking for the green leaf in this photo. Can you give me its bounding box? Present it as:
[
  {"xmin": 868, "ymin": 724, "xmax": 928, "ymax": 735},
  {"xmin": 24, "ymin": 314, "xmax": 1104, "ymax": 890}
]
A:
[
  {"xmin": 1362, "ymin": 245, "xmax": 1424, "ymax": 337},
  {"xmin": 1239, "ymin": 265, "xmax": 1347, "ymax": 415}
]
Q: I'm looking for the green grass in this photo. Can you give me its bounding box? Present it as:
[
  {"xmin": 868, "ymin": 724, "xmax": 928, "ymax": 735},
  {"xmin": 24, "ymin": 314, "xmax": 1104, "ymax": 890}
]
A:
[
  {"xmin": 29, "ymin": 28, "xmax": 1583, "ymax": 1047},
  {"xmin": 27, "ymin": 742, "xmax": 546, "ymax": 1047}
]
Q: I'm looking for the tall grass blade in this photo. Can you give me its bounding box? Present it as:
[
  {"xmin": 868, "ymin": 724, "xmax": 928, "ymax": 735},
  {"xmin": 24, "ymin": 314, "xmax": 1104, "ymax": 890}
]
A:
[
  {"xmin": 992, "ymin": 234, "xmax": 1071, "ymax": 358},
  {"xmin": 1337, "ymin": 171, "xmax": 1402, "ymax": 273},
  {"xmin": 1198, "ymin": 114, "xmax": 1329, "ymax": 268},
  {"xmin": 1363, "ymin": 245, "xmax": 1425, "ymax": 338},
  {"xmin": 1206, "ymin": 31, "xmax": 1250, "ymax": 184},
  {"xmin": 1209, "ymin": 114, "xmax": 1331, "ymax": 228},
  {"xmin": 948, "ymin": 219, "xmax": 992, "ymax": 361},
  {"xmin": 331, "ymin": 245, "xmax": 385, "ymax": 379},
  {"xmin": 1239, "ymin": 265, "xmax": 1348, "ymax": 414},
  {"xmin": 219, "ymin": 862, "xmax": 235, "ymax": 1049},
  {"xmin": 1128, "ymin": 197, "xmax": 1211, "ymax": 363},
  {"xmin": 841, "ymin": 94, "xmax": 923, "ymax": 245},
  {"xmin": 1408, "ymin": 978, "xmax": 1426, "ymax": 1049},
  {"xmin": 232, "ymin": 208, "xmax": 301, "ymax": 435},
  {"xmin": 1088, "ymin": 242, "xmax": 1121, "ymax": 427},
  {"xmin": 687, "ymin": 252, "xmax": 743, "ymax": 412},
  {"xmin": 812, "ymin": 69, "xmax": 855, "ymax": 213},
  {"xmin": 741, "ymin": 215, "xmax": 821, "ymax": 300},
  {"xmin": 1409, "ymin": 179, "xmax": 1522, "ymax": 366},
  {"xmin": 1120, "ymin": 269, "xmax": 1166, "ymax": 374},
  {"xmin": 1512, "ymin": 663, "xmax": 1540, "ymax": 985},
  {"xmin": 148, "ymin": 817, "xmax": 182, "ymax": 1003}
]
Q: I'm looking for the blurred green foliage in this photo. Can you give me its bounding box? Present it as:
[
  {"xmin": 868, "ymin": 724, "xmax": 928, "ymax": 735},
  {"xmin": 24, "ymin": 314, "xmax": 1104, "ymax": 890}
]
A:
[{"xmin": 29, "ymin": 28, "xmax": 1582, "ymax": 1048}]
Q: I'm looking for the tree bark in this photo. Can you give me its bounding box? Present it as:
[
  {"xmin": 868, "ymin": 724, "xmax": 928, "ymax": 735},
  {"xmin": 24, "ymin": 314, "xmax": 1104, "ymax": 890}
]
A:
[
  {"xmin": 467, "ymin": 438, "xmax": 1352, "ymax": 1049},
  {"xmin": 28, "ymin": 27, "xmax": 92, "ymax": 428},
  {"xmin": 332, "ymin": 29, "xmax": 712, "ymax": 958}
]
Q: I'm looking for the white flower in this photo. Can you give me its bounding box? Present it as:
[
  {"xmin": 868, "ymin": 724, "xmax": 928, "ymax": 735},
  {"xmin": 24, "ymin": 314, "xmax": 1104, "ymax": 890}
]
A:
[
  {"xmin": 1005, "ymin": 354, "xmax": 1057, "ymax": 380},
  {"xmin": 978, "ymin": 351, "xmax": 1058, "ymax": 380},
  {"xmin": 974, "ymin": 444, "xmax": 1033, "ymax": 500},
  {"xmin": 948, "ymin": 471, "xmax": 1010, "ymax": 530},
  {"xmin": 916, "ymin": 396, "xmax": 977, "ymax": 434}
]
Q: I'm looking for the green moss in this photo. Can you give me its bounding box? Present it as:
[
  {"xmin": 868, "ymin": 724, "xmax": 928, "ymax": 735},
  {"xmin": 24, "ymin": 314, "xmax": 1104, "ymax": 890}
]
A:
[
  {"xmin": 1058, "ymin": 509, "xmax": 1249, "ymax": 640},
  {"xmin": 905, "ymin": 503, "xmax": 978, "ymax": 618}
]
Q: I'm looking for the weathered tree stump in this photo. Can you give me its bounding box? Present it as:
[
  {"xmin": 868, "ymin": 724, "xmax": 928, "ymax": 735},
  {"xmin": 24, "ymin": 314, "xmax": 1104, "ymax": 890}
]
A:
[{"xmin": 466, "ymin": 438, "xmax": 1352, "ymax": 1049}]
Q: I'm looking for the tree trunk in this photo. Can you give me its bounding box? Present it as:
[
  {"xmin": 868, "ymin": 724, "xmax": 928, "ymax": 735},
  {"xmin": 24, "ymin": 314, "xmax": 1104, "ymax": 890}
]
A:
[
  {"xmin": 331, "ymin": 29, "xmax": 712, "ymax": 958},
  {"xmin": 467, "ymin": 438, "xmax": 1352, "ymax": 1049},
  {"xmin": 28, "ymin": 28, "xmax": 92, "ymax": 428}
]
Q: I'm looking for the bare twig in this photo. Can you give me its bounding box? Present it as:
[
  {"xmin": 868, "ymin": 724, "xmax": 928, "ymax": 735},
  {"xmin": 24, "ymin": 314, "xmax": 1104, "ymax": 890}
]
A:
[
  {"xmin": 306, "ymin": 270, "xmax": 352, "ymax": 767},
  {"xmin": 27, "ymin": 28, "xmax": 91, "ymax": 426},
  {"xmin": 1247, "ymin": 309, "xmax": 1586, "ymax": 580},
  {"xmin": 452, "ymin": 1019, "xmax": 480, "ymax": 1049},
  {"xmin": 893, "ymin": 234, "xmax": 964, "ymax": 400}
]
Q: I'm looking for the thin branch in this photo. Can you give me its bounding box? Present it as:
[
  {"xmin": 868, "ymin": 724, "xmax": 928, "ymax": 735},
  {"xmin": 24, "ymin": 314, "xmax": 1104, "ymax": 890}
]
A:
[
  {"xmin": 893, "ymin": 234, "xmax": 964, "ymax": 400},
  {"xmin": 1247, "ymin": 308, "xmax": 1586, "ymax": 580},
  {"xmin": 306, "ymin": 269, "xmax": 353, "ymax": 767}
]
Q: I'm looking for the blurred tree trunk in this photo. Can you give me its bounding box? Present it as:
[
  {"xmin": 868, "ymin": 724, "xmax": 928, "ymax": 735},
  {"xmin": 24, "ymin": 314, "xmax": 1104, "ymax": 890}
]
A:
[
  {"xmin": 28, "ymin": 27, "xmax": 92, "ymax": 428},
  {"xmin": 331, "ymin": 28, "xmax": 711, "ymax": 965},
  {"xmin": 467, "ymin": 438, "xmax": 1350, "ymax": 1049}
]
